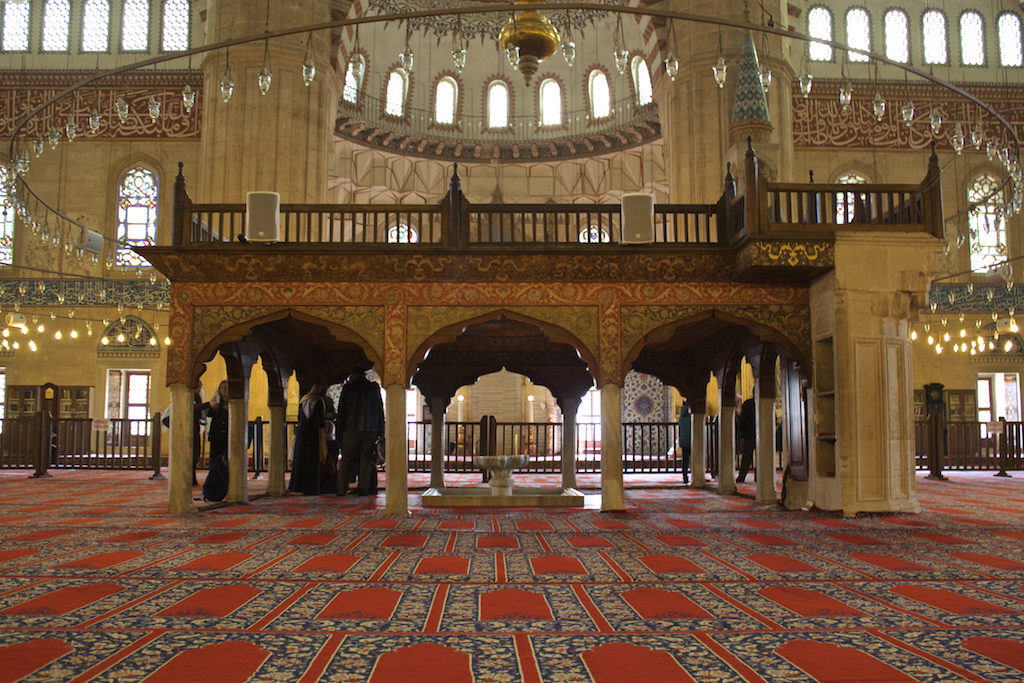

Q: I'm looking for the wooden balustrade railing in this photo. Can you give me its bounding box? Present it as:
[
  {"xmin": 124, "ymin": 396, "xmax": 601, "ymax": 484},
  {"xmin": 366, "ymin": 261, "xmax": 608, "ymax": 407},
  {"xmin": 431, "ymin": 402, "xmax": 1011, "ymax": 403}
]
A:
[{"xmin": 172, "ymin": 143, "xmax": 941, "ymax": 249}]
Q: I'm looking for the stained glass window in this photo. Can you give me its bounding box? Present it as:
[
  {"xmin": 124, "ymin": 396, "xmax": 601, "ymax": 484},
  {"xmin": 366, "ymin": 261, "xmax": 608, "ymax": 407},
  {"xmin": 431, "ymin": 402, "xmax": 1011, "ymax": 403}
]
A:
[
  {"xmin": 387, "ymin": 224, "xmax": 418, "ymax": 243},
  {"xmin": 998, "ymin": 13, "xmax": 1023, "ymax": 67},
  {"xmin": 960, "ymin": 11, "xmax": 985, "ymax": 65},
  {"xmin": 808, "ymin": 6, "xmax": 833, "ymax": 61},
  {"xmin": 121, "ymin": 0, "xmax": 149, "ymax": 51},
  {"xmin": 540, "ymin": 79, "xmax": 561, "ymax": 126},
  {"xmin": 2, "ymin": 0, "xmax": 30, "ymax": 51},
  {"xmin": 42, "ymin": 0, "xmax": 70, "ymax": 52},
  {"xmin": 81, "ymin": 0, "xmax": 110, "ymax": 52},
  {"xmin": 384, "ymin": 69, "xmax": 406, "ymax": 116},
  {"xmin": 836, "ymin": 172, "xmax": 868, "ymax": 225},
  {"xmin": 161, "ymin": 0, "xmax": 189, "ymax": 51},
  {"xmin": 487, "ymin": 81, "xmax": 509, "ymax": 129},
  {"xmin": 846, "ymin": 8, "xmax": 870, "ymax": 62},
  {"xmin": 632, "ymin": 57, "xmax": 652, "ymax": 105},
  {"xmin": 0, "ymin": 184, "xmax": 14, "ymax": 265},
  {"xmin": 589, "ymin": 70, "xmax": 610, "ymax": 119},
  {"xmin": 116, "ymin": 166, "xmax": 158, "ymax": 267},
  {"xmin": 884, "ymin": 9, "xmax": 909, "ymax": 63},
  {"xmin": 923, "ymin": 10, "xmax": 948, "ymax": 65},
  {"xmin": 578, "ymin": 226, "xmax": 610, "ymax": 244},
  {"xmin": 435, "ymin": 77, "xmax": 456, "ymax": 125},
  {"xmin": 969, "ymin": 175, "xmax": 1006, "ymax": 271}
]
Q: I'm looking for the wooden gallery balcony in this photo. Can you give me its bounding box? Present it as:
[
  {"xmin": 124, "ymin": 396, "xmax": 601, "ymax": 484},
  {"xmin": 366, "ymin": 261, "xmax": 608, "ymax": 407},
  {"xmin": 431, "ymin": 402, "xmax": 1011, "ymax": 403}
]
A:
[{"xmin": 149, "ymin": 143, "xmax": 943, "ymax": 285}]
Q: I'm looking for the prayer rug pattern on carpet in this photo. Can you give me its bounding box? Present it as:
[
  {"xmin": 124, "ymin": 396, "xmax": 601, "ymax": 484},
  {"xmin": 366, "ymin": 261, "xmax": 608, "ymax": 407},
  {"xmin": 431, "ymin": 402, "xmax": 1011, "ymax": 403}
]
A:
[{"xmin": 0, "ymin": 470, "xmax": 1021, "ymax": 681}]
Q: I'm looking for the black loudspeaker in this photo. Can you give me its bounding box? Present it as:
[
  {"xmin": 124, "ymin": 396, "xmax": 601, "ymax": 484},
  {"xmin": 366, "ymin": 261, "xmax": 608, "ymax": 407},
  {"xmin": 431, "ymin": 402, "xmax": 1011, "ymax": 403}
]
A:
[
  {"xmin": 620, "ymin": 193, "xmax": 655, "ymax": 244},
  {"xmin": 245, "ymin": 191, "xmax": 280, "ymax": 241}
]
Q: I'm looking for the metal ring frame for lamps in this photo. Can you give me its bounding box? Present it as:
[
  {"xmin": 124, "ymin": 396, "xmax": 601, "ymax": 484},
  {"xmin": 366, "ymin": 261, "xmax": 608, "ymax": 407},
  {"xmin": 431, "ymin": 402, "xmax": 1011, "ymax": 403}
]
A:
[{"xmin": 5, "ymin": 2, "xmax": 1021, "ymax": 245}]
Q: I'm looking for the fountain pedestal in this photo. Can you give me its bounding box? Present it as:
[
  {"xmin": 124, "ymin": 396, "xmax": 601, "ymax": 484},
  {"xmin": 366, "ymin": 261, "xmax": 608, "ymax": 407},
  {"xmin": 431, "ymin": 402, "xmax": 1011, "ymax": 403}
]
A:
[{"xmin": 474, "ymin": 454, "xmax": 529, "ymax": 496}]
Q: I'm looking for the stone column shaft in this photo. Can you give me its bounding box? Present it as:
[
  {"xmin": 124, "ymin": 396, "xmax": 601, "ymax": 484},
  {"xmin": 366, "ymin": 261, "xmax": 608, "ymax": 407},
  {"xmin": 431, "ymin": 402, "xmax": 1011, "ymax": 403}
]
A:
[
  {"xmin": 718, "ymin": 404, "xmax": 737, "ymax": 495},
  {"xmin": 600, "ymin": 383, "xmax": 625, "ymax": 511},
  {"xmin": 428, "ymin": 396, "xmax": 448, "ymax": 491},
  {"xmin": 756, "ymin": 396, "xmax": 777, "ymax": 504},
  {"xmin": 167, "ymin": 383, "xmax": 195, "ymax": 514},
  {"xmin": 226, "ymin": 397, "xmax": 248, "ymax": 504},
  {"xmin": 384, "ymin": 384, "xmax": 408, "ymax": 515},
  {"xmin": 561, "ymin": 408, "xmax": 578, "ymax": 490},
  {"xmin": 690, "ymin": 411, "xmax": 706, "ymax": 488},
  {"xmin": 267, "ymin": 404, "xmax": 286, "ymax": 496}
]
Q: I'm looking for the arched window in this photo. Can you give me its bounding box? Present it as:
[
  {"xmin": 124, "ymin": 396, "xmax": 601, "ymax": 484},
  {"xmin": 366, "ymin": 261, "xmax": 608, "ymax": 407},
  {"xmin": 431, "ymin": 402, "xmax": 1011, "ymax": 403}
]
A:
[
  {"xmin": 81, "ymin": 0, "xmax": 110, "ymax": 52},
  {"xmin": 2, "ymin": 0, "xmax": 30, "ymax": 51},
  {"xmin": 998, "ymin": 12, "xmax": 1023, "ymax": 67},
  {"xmin": 434, "ymin": 77, "xmax": 457, "ymax": 125},
  {"xmin": 116, "ymin": 165, "xmax": 158, "ymax": 267},
  {"xmin": 121, "ymin": 0, "xmax": 150, "ymax": 51},
  {"xmin": 845, "ymin": 8, "xmax": 870, "ymax": 62},
  {"xmin": 342, "ymin": 55, "xmax": 366, "ymax": 104},
  {"xmin": 0, "ymin": 184, "xmax": 14, "ymax": 265},
  {"xmin": 539, "ymin": 79, "xmax": 561, "ymax": 126},
  {"xmin": 836, "ymin": 172, "xmax": 868, "ymax": 224},
  {"xmin": 588, "ymin": 70, "xmax": 610, "ymax": 119},
  {"xmin": 384, "ymin": 68, "xmax": 407, "ymax": 116},
  {"xmin": 631, "ymin": 57, "xmax": 653, "ymax": 105},
  {"xmin": 884, "ymin": 9, "xmax": 909, "ymax": 63},
  {"xmin": 41, "ymin": 0, "xmax": 70, "ymax": 52},
  {"xmin": 923, "ymin": 10, "xmax": 948, "ymax": 65},
  {"xmin": 808, "ymin": 6, "xmax": 833, "ymax": 61},
  {"xmin": 161, "ymin": 0, "xmax": 189, "ymax": 51},
  {"xmin": 487, "ymin": 81, "xmax": 509, "ymax": 129},
  {"xmin": 578, "ymin": 225, "xmax": 610, "ymax": 244},
  {"xmin": 969, "ymin": 175, "xmax": 1007, "ymax": 271},
  {"xmin": 387, "ymin": 224, "xmax": 419, "ymax": 244},
  {"xmin": 960, "ymin": 11, "xmax": 985, "ymax": 66}
]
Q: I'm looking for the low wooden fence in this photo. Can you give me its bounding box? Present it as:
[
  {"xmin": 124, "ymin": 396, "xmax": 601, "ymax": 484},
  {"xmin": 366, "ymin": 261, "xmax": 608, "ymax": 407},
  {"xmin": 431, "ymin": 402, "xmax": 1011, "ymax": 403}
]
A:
[{"xmin": 914, "ymin": 420, "xmax": 1024, "ymax": 471}]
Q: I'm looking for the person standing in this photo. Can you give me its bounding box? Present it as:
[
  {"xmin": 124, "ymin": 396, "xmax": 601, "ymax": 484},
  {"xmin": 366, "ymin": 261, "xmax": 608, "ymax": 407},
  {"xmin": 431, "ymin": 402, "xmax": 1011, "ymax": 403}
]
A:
[
  {"xmin": 677, "ymin": 398, "xmax": 692, "ymax": 484},
  {"xmin": 288, "ymin": 384, "xmax": 331, "ymax": 495},
  {"xmin": 737, "ymin": 396, "xmax": 756, "ymax": 483},
  {"xmin": 202, "ymin": 380, "xmax": 230, "ymax": 502},
  {"xmin": 337, "ymin": 367, "xmax": 385, "ymax": 496}
]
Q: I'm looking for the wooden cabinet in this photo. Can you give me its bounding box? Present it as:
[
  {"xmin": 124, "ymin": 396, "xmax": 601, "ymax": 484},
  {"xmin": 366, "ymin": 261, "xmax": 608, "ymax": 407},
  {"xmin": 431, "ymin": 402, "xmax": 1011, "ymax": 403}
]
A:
[{"xmin": 5, "ymin": 385, "xmax": 91, "ymax": 419}]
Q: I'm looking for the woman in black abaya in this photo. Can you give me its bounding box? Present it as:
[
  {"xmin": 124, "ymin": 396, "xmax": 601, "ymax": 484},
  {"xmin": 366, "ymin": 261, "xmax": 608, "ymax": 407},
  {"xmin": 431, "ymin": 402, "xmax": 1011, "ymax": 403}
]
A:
[{"xmin": 288, "ymin": 385, "xmax": 331, "ymax": 495}]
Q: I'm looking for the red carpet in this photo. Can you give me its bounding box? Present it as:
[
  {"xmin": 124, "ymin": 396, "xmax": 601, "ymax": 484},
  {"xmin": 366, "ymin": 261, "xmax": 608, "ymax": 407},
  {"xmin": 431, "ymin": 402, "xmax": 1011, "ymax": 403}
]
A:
[{"xmin": 0, "ymin": 470, "xmax": 1021, "ymax": 681}]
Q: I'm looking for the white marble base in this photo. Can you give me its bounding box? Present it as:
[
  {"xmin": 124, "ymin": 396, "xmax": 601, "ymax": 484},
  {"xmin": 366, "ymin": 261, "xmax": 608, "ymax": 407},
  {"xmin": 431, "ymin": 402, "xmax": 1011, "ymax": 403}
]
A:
[{"xmin": 421, "ymin": 486, "xmax": 585, "ymax": 507}]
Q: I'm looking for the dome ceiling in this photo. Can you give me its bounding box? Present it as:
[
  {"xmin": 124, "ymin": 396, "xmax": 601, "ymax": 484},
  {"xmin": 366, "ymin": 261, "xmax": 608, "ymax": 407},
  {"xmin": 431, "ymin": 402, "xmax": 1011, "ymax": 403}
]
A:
[{"xmin": 330, "ymin": 0, "xmax": 664, "ymax": 161}]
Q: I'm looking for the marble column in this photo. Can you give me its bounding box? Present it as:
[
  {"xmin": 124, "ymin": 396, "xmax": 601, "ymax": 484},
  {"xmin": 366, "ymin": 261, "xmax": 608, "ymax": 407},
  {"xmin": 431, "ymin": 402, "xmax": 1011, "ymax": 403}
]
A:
[
  {"xmin": 558, "ymin": 395, "xmax": 582, "ymax": 490},
  {"xmin": 600, "ymin": 383, "xmax": 625, "ymax": 511},
  {"xmin": 226, "ymin": 397, "xmax": 248, "ymax": 504},
  {"xmin": 384, "ymin": 384, "xmax": 408, "ymax": 515},
  {"xmin": 756, "ymin": 395, "xmax": 777, "ymax": 504},
  {"xmin": 690, "ymin": 408, "xmax": 706, "ymax": 488},
  {"xmin": 167, "ymin": 382, "xmax": 196, "ymax": 514},
  {"xmin": 718, "ymin": 402, "xmax": 737, "ymax": 495},
  {"xmin": 427, "ymin": 396, "xmax": 449, "ymax": 491},
  {"xmin": 267, "ymin": 403, "xmax": 286, "ymax": 496}
]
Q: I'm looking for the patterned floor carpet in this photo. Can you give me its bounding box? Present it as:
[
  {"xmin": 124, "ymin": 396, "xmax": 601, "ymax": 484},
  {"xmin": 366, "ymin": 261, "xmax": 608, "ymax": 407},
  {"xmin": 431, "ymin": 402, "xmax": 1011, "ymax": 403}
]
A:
[{"xmin": 0, "ymin": 469, "xmax": 1022, "ymax": 682}]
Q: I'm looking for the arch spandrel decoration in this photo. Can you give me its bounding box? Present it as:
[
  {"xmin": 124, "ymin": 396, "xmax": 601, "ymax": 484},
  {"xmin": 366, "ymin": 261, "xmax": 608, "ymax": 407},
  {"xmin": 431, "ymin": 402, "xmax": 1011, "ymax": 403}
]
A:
[
  {"xmin": 405, "ymin": 304, "xmax": 600, "ymax": 376},
  {"xmin": 620, "ymin": 304, "xmax": 812, "ymax": 373},
  {"xmin": 98, "ymin": 314, "xmax": 160, "ymax": 358},
  {"xmin": 190, "ymin": 306, "xmax": 384, "ymax": 363},
  {"xmin": 405, "ymin": 306, "xmax": 600, "ymax": 383}
]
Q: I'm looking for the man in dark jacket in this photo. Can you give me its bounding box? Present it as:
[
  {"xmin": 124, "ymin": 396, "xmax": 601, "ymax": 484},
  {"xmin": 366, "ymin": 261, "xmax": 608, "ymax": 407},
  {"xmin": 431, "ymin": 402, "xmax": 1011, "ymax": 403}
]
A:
[
  {"xmin": 737, "ymin": 397, "xmax": 756, "ymax": 482},
  {"xmin": 337, "ymin": 367, "xmax": 385, "ymax": 496}
]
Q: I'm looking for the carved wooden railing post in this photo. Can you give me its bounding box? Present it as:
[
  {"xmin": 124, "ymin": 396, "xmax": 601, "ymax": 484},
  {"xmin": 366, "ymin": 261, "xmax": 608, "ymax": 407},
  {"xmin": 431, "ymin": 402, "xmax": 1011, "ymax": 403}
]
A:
[
  {"xmin": 172, "ymin": 162, "xmax": 190, "ymax": 246},
  {"xmin": 743, "ymin": 137, "xmax": 760, "ymax": 241},
  {"xmin": 444, "ymin": 163, "xmax": 465, "ymax": 248},
  {"xmin": 716, "ymin": 163, "xmax": 736, "ymax": 245},
  {"xmin": 921, "ymin": 142, "xmax": 945, "ymax": 239}
]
